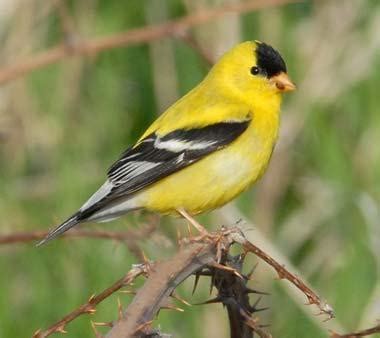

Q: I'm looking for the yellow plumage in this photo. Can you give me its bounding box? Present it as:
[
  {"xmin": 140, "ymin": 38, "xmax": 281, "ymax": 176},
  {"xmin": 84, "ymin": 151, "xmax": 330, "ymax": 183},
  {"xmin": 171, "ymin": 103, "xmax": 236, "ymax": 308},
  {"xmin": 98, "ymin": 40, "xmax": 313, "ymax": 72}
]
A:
[
  {"xmin": 40, "ymin": 40, "xmax": 295, "ymax": 245},
  {"xmin": 136, "ymin": 41, "xmax": 283, "ymax": 214}
]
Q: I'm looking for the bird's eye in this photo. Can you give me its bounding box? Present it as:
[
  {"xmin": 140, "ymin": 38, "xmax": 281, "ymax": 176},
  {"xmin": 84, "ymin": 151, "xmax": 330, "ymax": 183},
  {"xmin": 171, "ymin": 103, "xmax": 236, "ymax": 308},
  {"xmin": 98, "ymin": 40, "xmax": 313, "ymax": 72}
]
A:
[{"xmin": 250, "ymin": 66, "xmax": 260, "ymax": 75}]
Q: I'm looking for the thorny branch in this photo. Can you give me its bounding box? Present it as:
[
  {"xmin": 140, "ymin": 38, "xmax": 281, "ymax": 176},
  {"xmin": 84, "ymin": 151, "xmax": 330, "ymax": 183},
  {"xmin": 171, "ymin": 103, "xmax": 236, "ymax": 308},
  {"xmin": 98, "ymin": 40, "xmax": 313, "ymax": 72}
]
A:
[
  {"xmin": 204, "ymin": 248, "xmax": 271, "ymax": 338},
  {"xmin": 330, "ymin": 323, "xmax": 380, "ymax": 338},
  {"xmin": 31, "ymin": 225, "xmax": 380, "ymax": 337},
  {"xmin": 106, "ymin": 239, "xmax": 218, "ymax": 338},
  {"xmin": 1, "ymin": 1, "xmax": 377, "ymax": 337},
  {"xmin": 105, "ymin": 227, "xmax": 329, "ymax": 338},
  {"xmin": 231, "ymin": 231, "xmax": 335, "ymax": 319},
  {"xmin": 33, "ymin": 263, "xmax": 150, "ymax": 338},
  {"xmin": 0, "ymin": 0, "xmax": 299, "ymax": 85}
]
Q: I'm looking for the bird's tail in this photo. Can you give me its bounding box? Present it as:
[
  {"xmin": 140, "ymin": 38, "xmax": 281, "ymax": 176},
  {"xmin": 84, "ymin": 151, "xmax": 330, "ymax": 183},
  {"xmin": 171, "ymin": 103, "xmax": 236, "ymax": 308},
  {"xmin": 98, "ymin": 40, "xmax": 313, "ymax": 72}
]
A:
[{"xmin": 37, "ymin": 213, "xmax": 81, "ymax": 246}]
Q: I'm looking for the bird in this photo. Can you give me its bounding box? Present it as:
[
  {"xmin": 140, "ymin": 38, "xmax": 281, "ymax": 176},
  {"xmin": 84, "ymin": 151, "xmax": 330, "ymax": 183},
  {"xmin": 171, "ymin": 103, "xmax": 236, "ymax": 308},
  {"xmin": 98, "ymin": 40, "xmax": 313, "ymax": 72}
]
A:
[{"xmin": 38, "ymin": 40, "xmax": 295, "ymax": 246}]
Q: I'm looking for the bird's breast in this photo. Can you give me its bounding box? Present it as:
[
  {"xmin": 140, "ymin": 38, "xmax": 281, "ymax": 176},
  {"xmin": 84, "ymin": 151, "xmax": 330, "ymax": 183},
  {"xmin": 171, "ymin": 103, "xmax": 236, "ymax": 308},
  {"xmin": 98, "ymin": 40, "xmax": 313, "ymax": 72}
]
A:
[{"xmin": 136, "ymin": 111, "xmax": 280, "ymax": 215}]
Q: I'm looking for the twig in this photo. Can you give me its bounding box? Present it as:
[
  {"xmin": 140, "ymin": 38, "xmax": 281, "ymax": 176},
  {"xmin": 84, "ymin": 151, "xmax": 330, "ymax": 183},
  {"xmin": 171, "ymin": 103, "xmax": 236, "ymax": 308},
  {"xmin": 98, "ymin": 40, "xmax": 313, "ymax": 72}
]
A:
[
  {"xmin": 240, "ymin": 309, "xmax": 272, "ymax": 338},
  {"xmin": 106, "ymin": 226, "xmax": 328, "ymax": 337},
  {"xmin": 208, "ymin": 249, "xmax": 270, "ymax": 338},
  {"xmin": 30, "ymin": 226, "xmax": 332, "ymax": 337},
  {"xmin": 106, "ymin": 240, "xmax": 217, "ymax": 338},
  {"xmin": 330, "ymin": 323, "xmax": 380, "ymax": 338},
  {"xmin": 0, "ymin": 224, "xmax": 156, "ymax": 245},
  {"xmin": 0, "ymin": 0, "xmax": 299, "ymax": 85},
  {"xmin": 0, "ymin": 223, "xmax": 157, "ymax": 261},
  {"xmin": 229, "ymin": 229, "xmax": 335, "ymax": 319},
  {"xmin": 218, "ymin": 206, "xmax": 347, "ymax": 333},
  {"xmin": 33, "ymin": 263, "xmax": 149, "ymax": 338}
]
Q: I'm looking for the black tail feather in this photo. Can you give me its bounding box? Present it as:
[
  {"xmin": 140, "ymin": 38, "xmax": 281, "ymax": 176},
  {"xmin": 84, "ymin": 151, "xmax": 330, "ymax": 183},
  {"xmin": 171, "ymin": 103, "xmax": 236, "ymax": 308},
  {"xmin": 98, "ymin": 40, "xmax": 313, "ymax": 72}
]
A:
[{"xmin": 37, "ymin": 213, "xmax": 81, "ymax": 246}]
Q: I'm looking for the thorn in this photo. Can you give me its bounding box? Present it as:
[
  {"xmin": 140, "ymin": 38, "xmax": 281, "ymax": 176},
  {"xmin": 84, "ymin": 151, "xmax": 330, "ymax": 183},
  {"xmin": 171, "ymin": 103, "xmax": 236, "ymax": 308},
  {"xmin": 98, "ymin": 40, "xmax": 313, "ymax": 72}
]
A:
[
  {"xmin": 215, "ymin": 241, "xmax": 223, "ymax": 264},
  {"xmin": 251, "ymin": 296, "xmax": 262, "ymax": 311},
  {"xmin": 237, "ymin": 252, "xmax": 247, "ymax": 263},
  {"xmin": 312, "ymin": 310, "xmax": 322, "ymax": 316},
  {"xmin": 322, "ymin": 314, "xmax": 334, "ymax": 322},
  {"xmin": 91, "ymin": 321, "xmax": 103, "ymax": 338},
  {"xmin": 209, "ymin": 270, "xmax": 215, "ymax": 295},
  {"xmin": 245, "ymin": 263, "xmax": 259, "ymax": 280},
  {"xmin": 194, "ymin": 269, "xmax": 212, "ymax": 276},
  {"xmin": 133, "ymin": 320, "xmax": 153, "ymax": 335},
  {"xmin": 305, "ymin": 294, "xmax": 315, "ymax": 304},
  {"xmin": 119, "ymin": 289, "xmax": 136, "ymax": 295},
  {"xmin": 56, "ymin": 325, "xmax": 67, "ymax": 334},
  {"xmin": 194, "ymin": 296, "xmax": 223, "ymax": 305},
  {"xmin": 32, "ymin": 329, "xmax": 41, "ymax": 338},
  {"xmin": 92, "ymin": 321, "xmax": 113, "ymax": 327},
  {"xmin": 244, "ymin": 287, "xmax": 269, "ymax": 296},
  {"xmin": 171, "ymin": 292, "xmax": 191, "ymax": 306},
  {"xmin": 244, "ymin": 316, "xmax": 260, "ymax": 330},
  {"xmin": 117, "ymin": 297, "xmax": 123, "ymax": 320},
  {"xmin": 85, "ymin": 305, "xmax": 96, "ymax": 314},
  {"xmin": 187, "ymin": 222, "xmax": 192, "ymax": 237},
  {"xmin": 141, "ymin": 250, "xmax": 149, "ymax": 264},
  {"xmin": 161, "ymin": 304, "xmax": 184, "ymax": 312},
  {"xmin": 252, "ymin": 306, "xmax": 270, "ymax": 313},
  {"xmin": 259, "ymin": 324, "xmax": 271, "ymax": 328},
  {"xmin": 210, "ymin": 261, "xmax": 244, "ymax": 279},
  {"xmin": 215, "ymin": 274, "xmax": 223, "ymax": 291},
  {"xmin": 192, "ymin": 272, "xmax": 200, "ymax": 295},
  {"xmin": 176, "ymin": 228, "xmax": 182, "ymax": 245}
]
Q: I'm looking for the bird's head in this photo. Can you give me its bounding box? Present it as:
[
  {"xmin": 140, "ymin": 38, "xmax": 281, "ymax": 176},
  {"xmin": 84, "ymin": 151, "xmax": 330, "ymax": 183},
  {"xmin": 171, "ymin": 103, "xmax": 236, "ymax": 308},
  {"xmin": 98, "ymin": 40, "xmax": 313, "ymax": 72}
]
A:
[{"xmin": 208, "ymin": 41, "xmax": 295, "ymax": 105}]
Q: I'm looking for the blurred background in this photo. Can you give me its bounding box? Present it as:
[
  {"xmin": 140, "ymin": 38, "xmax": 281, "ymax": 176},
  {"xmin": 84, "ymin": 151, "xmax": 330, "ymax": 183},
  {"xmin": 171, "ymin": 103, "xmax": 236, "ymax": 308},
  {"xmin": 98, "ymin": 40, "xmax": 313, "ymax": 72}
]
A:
[{"xmin": 1, "ymin": 0, "xmax": 380, "ymax": 337}]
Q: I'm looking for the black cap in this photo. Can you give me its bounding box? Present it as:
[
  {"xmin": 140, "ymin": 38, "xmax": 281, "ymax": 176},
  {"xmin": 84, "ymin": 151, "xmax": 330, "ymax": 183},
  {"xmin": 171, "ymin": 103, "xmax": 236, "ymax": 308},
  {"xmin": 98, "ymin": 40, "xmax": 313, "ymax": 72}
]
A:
[{"xmin": 255, "ymin": 41, "xmax": 287, "ymax": 78}]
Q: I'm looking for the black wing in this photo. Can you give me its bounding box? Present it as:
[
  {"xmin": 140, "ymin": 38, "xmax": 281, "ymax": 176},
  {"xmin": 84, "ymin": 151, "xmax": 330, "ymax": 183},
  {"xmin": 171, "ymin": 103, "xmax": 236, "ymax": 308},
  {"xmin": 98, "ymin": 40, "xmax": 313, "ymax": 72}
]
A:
[
  {"xmin": 80, "ymin": 120, "xmax": 250, "ymax": 217},
  {"xmin": 108, "ymin": 120, "xmax": 250, "ymax": 193}
]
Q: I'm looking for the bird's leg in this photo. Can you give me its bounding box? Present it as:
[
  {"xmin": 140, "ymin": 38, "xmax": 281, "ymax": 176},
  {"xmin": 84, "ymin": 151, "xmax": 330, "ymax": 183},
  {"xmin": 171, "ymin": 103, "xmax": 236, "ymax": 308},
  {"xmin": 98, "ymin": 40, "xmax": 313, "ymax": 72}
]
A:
[
  {"xmin": 176, "ymin": 208, "xmax": 209, "ymax": 237},
  {"xmin": 176, "ymin": 209, "xmax": 228, "ymax": 261}
]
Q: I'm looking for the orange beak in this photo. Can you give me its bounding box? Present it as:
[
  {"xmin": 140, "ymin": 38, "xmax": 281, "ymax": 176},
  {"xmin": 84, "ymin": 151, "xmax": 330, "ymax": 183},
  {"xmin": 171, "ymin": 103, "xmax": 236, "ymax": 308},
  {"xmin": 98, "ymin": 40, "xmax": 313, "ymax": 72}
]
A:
[{"xmin": 270, "ymin": 72, "xmax": 296, "ymax": 92}]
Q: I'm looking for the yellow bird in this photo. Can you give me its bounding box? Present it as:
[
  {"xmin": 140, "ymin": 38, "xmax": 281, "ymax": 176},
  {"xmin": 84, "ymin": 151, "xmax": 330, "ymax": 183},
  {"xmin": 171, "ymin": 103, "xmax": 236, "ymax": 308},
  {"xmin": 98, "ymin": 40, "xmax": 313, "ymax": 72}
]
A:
[{"xmin": 39, "ymin": 40, "xmax": 295, "ymax": 245}]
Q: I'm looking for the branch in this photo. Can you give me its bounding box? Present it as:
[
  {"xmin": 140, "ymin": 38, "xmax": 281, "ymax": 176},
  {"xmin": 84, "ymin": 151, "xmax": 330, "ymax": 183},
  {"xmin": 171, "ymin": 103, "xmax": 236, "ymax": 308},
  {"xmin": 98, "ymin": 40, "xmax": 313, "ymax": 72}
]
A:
[
  {"xmin": 31, "ymin": 226, "xmax": 331, "ymax": 337},
  {"xmin": 0, "ymin": 224, "xmax": 156, "ymax": 245},
  {"xmin": 106, "ymin": 226, "xmax": 326, "ymax": 338},
  {"xmin": 33, "ymin": 263, "xmax": 149, "ymax": 338},
  {"xmin": 207, "ymin": 250, "xmax": 271, "ymax": 338},
  {"xmin": 330, "ymin": 323, "xmax": 380, "ymax": 338},
  {"xmin": 0, "ymin": 0, "xmax": 299, "ymax": 85},
  {"xmin": 106, "ymin": 239, "xmax": 217, "ymax": 338},
  {"xmin": 0, "ymin": 222, "xmax": 157, "ymax": 260},
  {"xmin": 229, "ymin": 229, "xmax": 335, "ymax": 319}
]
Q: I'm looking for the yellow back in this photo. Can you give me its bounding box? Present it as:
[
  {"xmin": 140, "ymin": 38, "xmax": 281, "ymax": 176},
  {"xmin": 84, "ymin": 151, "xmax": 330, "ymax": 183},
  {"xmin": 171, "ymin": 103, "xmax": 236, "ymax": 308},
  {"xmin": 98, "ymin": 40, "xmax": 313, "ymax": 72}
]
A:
[{"xmin": 140, "ymin": 41, "xmax": 282, "ymax": 138}]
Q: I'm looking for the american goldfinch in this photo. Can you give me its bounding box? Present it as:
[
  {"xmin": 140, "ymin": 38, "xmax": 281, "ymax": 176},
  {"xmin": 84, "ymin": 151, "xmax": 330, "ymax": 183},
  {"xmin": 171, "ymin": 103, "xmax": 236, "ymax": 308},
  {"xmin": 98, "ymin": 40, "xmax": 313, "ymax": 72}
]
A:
[{"xmin": 39, "ymin": 40, "xmax": 295, "ymax": 245}]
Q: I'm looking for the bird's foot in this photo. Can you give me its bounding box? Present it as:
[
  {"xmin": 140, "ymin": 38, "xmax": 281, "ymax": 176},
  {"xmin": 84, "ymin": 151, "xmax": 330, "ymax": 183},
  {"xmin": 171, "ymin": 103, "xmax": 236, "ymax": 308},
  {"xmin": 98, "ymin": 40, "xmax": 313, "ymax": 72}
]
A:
[{"xmin": 176, "ymin": 208, "xmax": 212, "ymax": 242}]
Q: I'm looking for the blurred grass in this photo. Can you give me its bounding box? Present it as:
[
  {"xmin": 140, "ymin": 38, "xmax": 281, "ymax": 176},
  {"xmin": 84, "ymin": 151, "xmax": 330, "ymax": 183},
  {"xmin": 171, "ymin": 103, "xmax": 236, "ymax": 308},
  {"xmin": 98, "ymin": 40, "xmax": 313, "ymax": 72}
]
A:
[{"xmin": 1, "ymin": 0, "xmax": 380, "ymax": 337}]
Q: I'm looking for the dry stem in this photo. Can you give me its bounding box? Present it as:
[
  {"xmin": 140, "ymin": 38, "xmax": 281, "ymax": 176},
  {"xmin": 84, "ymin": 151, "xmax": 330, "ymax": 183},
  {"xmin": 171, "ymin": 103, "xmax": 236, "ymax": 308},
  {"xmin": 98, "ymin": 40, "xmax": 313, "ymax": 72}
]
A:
[
  {"xmin": 31, "ymin": 226, "xmax": 337, "ymax": 337},
  {"xmin": 230, "ymin": 230, "xmax": 335, "ymax": 319},
  {"xmin": 330, "ymin": 323, "xmax": 380, "ymax": 338},
  {"xmin": 0, "ymin": 223, "xmax": 157, "ymax": 260},
  {"xmin": 0, "ymin": 221, "xmax": 156, "ymax": 243},
  {"xmin": 0, "ymin": 0, "xmax": 299, "ymax": 85},
  {"xmin": 106, "ymin": 227, "xmax": 328, "ymax": 337},
  {"xmin": 33, "ymin": 263, "xmax": 149, "ymax": 338},
  {"xmin": 106, "ymin": 240, "xmax": 216, "ymax": 337}
]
